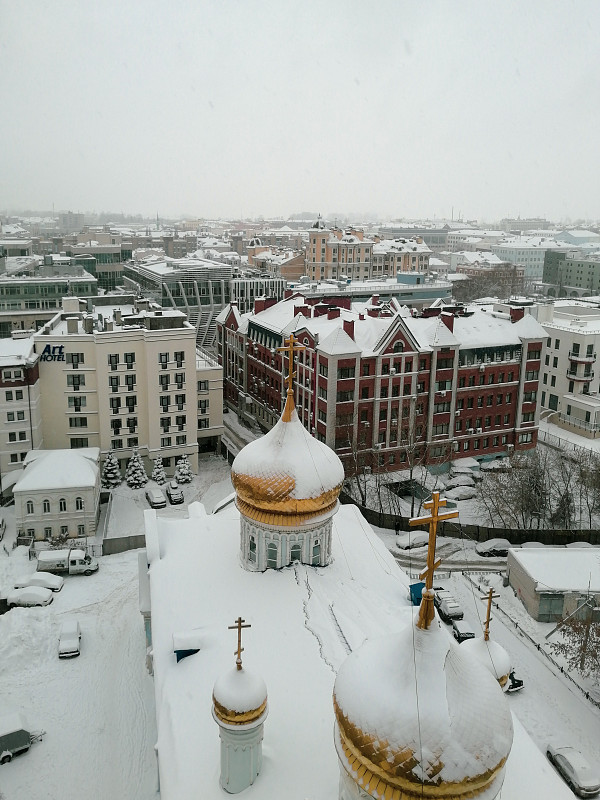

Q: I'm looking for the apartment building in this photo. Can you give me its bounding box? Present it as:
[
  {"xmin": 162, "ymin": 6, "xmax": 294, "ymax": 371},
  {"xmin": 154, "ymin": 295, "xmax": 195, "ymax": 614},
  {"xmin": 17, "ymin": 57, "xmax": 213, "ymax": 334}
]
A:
[
  {"xmin": 371, "ymin": 238, "xmax": 431, "ymax": 275},
  {"xmin": 217, "ymin": 295, "xmax": 545, "ymax": 475},
  {"xmin": 305, "ymin": 223, "xmax": 375, "ymax": 282},
  {"xmin": 536, "ymin": 300, "xmax": 600, "ymax": 437},
  {"xmin": 35, "ymin": 297, "xmax": 200, "ymax": 474},
  {"xmin": 491, "ymin": 237, "xmax": 569, "ymax": 283},
  {"xmin": 0, "ymin": 335, "xmax": 43, "ymax": 488},
  {"xmin": 543, "ymin": 250, "xmax": 600, "ymax": 297}
]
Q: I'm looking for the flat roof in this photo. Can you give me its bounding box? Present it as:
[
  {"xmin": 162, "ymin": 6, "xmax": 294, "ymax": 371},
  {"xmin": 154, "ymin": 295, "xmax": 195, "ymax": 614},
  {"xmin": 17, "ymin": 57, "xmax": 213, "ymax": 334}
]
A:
[{"xmin": 510, "ymin": 547, "xmax": 600, "ymax": 593}]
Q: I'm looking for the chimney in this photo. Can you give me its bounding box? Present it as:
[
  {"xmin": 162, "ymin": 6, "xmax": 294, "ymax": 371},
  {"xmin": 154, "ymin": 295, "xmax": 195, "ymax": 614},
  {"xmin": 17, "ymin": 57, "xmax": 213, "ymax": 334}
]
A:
[
  {"xmin": 84, "ymin": 315, "xmax": 94, "ymax": 334},
  {"xmin": 254, "ymin": 298, "xmax": 266, "ymax": 314},
  {"xmin": 440, "ymin": 311, "xmax": 454, "ymax": 332},
  {"xmin": 510, "ymin": 306, "xmax": 525, "ymax": 323},
  {"xmin": 313, "ymin": 303, "xmax": 328, "ymax": 318},
  {"xmin": 327, "ymin": 307, "xmax": 340, "ymax": 320},
  {"xmin": 367, "ymin": 307, "xmax": 379, "ymax": 317},
  {"xmin": 343, "ymin": 319, "xmax": 355, "ymax": 340},
  {"xmin": 284, "ymin": 289, "xmax": 293, "ymax": 299},
  {"xmin": 294, "ymin": 304, "xmax": 310, "ymax": 318},
  {"xmin": 264, "ymin": 297, "xmax": 277, "ymax": 311},
  {"xmin": 371, "ymin": 295, "xmax": 380, "ymax": 306}
]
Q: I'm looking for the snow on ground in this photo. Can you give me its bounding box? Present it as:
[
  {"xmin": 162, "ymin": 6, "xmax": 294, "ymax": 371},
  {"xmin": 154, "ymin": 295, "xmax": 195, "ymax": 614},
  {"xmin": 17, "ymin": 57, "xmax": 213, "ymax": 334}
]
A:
[{"xmin": 0, "ymin": 550, "xmax": 158, "ymax": 800}]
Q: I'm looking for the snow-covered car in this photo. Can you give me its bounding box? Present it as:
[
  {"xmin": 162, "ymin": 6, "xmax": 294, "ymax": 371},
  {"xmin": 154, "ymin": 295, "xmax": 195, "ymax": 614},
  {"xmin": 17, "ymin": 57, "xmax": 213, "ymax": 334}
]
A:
[
  {"xmin": 438, "ymin": 597, "xmax": 464, "ymax": 623},
  {"xmin": 445, "ymin": 486, "xmax": 477, "ymax": 501},
  {"xmin": 452, "ymin": 619, "xmax": 476, "ymax": 643},
  {"xmin": 166, "ymin": 481, "xmax": 184, "ymax": 504},
  {"xmin": 546, "ymin": 746, "xmax": 600, "ymax": 797},
  {"xmin": 475, "ymin": 538, "xmax": 512, "ymax": 557},
  {"xmin": 433, "ymin": 588, "xmax": 452, "ymax": 609},
  {"xmin": 14, "ymin": 572, "xmax": 64, "ymax": 592},
  {"xmin": 58, "ymin": 619, "xmax": 81, "ymax": 658},
  {"xmin": 396, "ymin": 531, "xmax": 429, "ymax": 550},
  {"xmin": 7, "ymin": 586, "xmax": 54, "ymax": 607},
  {"xmin": 520, "ymin": 541, "xmax": 544, "ymax": 549},
  {"xmin": 145, "ymin": 488, "xmax": 166, "ymax": 509},
  {"xmin": 566, "ymin": 541, "xmax": 594, "ymax": 549},
  {"xmin": 444, "ymin": 475, "xmax": 475, "ymax": 490}
]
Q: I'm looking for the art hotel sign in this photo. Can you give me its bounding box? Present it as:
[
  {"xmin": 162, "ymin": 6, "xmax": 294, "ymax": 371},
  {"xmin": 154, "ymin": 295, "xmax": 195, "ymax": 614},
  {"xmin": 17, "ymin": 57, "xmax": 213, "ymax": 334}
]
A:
[{"xmin": 40, "ymin": 344, "xmax": 66, "ymax": 362}]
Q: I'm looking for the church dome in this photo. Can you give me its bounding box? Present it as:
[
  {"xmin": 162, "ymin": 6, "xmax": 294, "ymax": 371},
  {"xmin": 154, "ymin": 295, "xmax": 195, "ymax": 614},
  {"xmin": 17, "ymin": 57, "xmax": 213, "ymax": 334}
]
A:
[
  {"xmin": 231, "ymin": 393, "xmax": 344, "ymax": 527},
  {"xmin": 213, "ymin": 667, "xmax": 268, "ymax": 727},
  {"xmin": 461, "ymin": 636, "xmax": 512, "ymax": 691},
  {"xmin": 333, "ymin": 617, "xmax": 513, "ymax": 799}
]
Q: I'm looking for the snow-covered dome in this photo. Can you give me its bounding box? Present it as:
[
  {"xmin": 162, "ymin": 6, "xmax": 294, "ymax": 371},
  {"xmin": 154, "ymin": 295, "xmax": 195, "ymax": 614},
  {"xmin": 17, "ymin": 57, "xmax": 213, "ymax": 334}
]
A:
[
  {"xmin": 231, "ymin": 393, "xmax": 344, "ymax": 528},
  {"xmin": 248, "ymin": 236, "xmax": 262, "ymax": 247},
  {"xmin": 461, "ymin": 636, "xmax": 512, "ymax": 691},
  {"xmin": 213, "ymin": 667, "xmax": 268, "ymax": 726},
  {"xmin": 333, "ymin": 617, "xmax": 513, "ymax": 799}
]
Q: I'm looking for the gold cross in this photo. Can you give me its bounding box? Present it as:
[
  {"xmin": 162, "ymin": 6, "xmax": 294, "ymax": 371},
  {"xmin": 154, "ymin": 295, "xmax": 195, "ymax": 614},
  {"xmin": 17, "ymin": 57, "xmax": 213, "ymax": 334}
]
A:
[
  {"xmin": 228, "ymin": 616, "xmax": 251, "ymax": 671},
  {"xmin": 409, "ymin": 491, "xmax": 458, "ymax": 629},
  {"xmin": 481, "ymin": 587, "xmax": 500, "ymax": 641},
  {"xmin": 277, "ymin": 333, "xmax": 306, "ymax": 393}
]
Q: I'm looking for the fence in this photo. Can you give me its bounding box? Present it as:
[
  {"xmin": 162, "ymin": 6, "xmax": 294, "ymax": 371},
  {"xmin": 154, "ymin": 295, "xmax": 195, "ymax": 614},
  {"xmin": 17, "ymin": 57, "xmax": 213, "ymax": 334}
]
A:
[
  {"xmin": 102, "ymin": 534, "xmax": 146, "ymax": 556},
  {"xmin": 462, "ymin": 573, "xmax": 600, "ymax": 711}
]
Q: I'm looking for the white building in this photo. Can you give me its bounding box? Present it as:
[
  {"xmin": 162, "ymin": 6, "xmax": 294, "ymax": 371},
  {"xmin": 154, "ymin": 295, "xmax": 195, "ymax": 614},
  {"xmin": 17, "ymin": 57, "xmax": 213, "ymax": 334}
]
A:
[
  {"xmin": 35, "ymin": 297, "xmax": 200, "ymax": 474},
  {"xmin": 14, "ymin": 448, "xmax": 100, "ymax": 541},
  {"xmin": 491, "ymin": 237, "xmax": 570, "ymax": 283}
]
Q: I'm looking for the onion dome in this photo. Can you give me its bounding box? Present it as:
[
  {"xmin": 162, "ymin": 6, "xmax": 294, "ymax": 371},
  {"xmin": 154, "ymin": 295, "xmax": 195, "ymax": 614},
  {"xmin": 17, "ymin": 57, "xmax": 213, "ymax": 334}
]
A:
[
  {"xmin": 333, "ymin": 617, "xmax": 513, "ymax": 799},
  {"xmin": 249, "ymin": 236, "xmax": 262, "ymax": 247},
  {"xmin": 461, "ymin": 637, "xmax": 512, "ymax": 691},
  {"xmin": 213, "ymin": 667, "xmax": 268, "ymax": 727},
  {"xmin": 231, "ymin": 390, "xmax": 344, "ymax": 527}
]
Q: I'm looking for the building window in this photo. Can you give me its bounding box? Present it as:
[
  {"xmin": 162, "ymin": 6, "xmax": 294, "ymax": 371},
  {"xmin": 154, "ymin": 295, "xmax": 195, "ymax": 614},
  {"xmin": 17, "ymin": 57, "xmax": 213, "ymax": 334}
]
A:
[
  {"xmin": 175, "ymin": 394, "xmax": 186, "ymax": 410},
  {"xmin": 198, "ymin": 380, "xmax": 209, "ymax": 392},
  {"xmin": 8, "ymin": 432, "xmax": 16, "ymax": 442},
  {"xmin": 159, "ymin": 352, "xmax": 169, "ymax": 369},
  {"xmin": 124, "ymin": 352, "xmax": 135, "ymax": 369},
  {"xmin": 10, "ymin": 454, "xmax": 18, "ymax": 463},
  {"xmin": 337, "ymin": 366, "xmax": 355, "ymax": 379},
  {"xmin": 44, "ymin": 527, "xmax": 52, "ymax": 540},
  {"xmin": 67, "ymin": 374, "xmax": 85, "ymax": 390},
  {"xmin": 68, "ymin": 396, "xmax": 87, "ymax": 411},
  {"xmin": 108, "ymin": 354, "xmax": 119, "ymax": 370},
  {"xmin": 161, "ymin": 436, "xmax": 172, "ymax": 447},
  {"xmin": 59, "ymin": 498, "xmax": 67, "ymax": 512},
  {"xmin": 66, "ymin": 352, "xmax": 85, "ymax": 367},
  {"xmin": 17, "ymin": 410, "xmax": 24, "ymax": 420},
  {"xmin": 78, "ymin": 524, "xmax": 85, "ymax": 537},
  {"xmin": 60, "ymin": 526, "xmax": 68, "ymax": 537},
  {"xmin": 15, "ymin": 390, "xmax": 22, "ymax": 400},
  {"xmin": 174, "ymin": 351, "xmax": 184, "ymax": 368},
  {"xmin": 125, "ymin": 375, "xmax": 136, "ymax": 391},
  {"xmin": 70, "ymin": 438, "xmax": 89, "ymax": 448},
  {"xmin": 336, "ymin": 390, "xmax": 354, "ymax": 403},
  {"xmin": 69, "ymin": 417, "xmax": 88, "ymax": 428},
  {"xmin": 26, "ymin": 500, "xmax": 34, "ymax": 514},
  {"xmin": 5, "ymin": 391, "xmax": 13, "ymax": 401},
  {"xmin": 198, "ymin": 419, "xmax": 209, "ymax": 429},
  {"xmin": 110, "ymin": 397, "xmax": 121, "ymax": 413},
  {"xmin": 127, "ymin": 437, "xmax": 138, "ymax": 448},
  {"xmin": 249, "ymin": 537, "xmax": 256, "ymax": 563},
  {"xmin": 112, "ymin": 438, "xmax": 123, "ymax": 450},
  {"xmin": 175, "ymin": 372, "xmax": 185, "ymax": 389},
  {"xmin": 76, "ymin": 497, "xmax": 84, "ymax": 511},
  {"xmin": 312, "ymin": 541, "xmax": 321, "ymax": 565},
  {"xmin": 318, "ymin": 363, "xmax": 328, "ymax": 377},
  {"xmin": 6, "ymin": 412, "xmax": 14, "ymax": 422},
  {"xmin": 43, "ymin": 499, "xmax": 51, "ymax": 513},
  {"xmin": 176, "ymin": 435, "xmax": 187, "ymax": 445},
  {"xmin": 159, "ymin": 375, "xmax": 170, "ymax": 391}
]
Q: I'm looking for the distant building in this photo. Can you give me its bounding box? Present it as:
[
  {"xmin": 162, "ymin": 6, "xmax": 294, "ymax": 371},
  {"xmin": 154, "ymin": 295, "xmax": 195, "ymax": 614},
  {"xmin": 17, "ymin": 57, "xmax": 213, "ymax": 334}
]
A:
[
  {"xmin": 491, "ymin": 237, "xmax": 570, "ymax": 284},
  {"xmin": 305, "ymin": 222, "xmax": 375, "ymax": 282},
  {"xmin": 543, "ymin": 250, "xmax": 600, "ymax": 298}
]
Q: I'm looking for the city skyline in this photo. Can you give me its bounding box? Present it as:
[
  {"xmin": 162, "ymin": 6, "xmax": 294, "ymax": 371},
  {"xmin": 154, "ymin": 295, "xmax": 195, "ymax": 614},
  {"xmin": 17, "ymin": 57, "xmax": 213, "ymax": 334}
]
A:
[{"xmin": 2, "ymin": 1, "xmax": 600, "ymax": 222}]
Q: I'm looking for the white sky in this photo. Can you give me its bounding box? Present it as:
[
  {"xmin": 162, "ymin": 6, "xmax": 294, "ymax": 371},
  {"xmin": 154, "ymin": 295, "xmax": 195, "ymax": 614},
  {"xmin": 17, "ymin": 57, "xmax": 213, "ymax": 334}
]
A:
[{"xmin": 2, "ymin": 0, "xmax": 599, "ymax": 223}]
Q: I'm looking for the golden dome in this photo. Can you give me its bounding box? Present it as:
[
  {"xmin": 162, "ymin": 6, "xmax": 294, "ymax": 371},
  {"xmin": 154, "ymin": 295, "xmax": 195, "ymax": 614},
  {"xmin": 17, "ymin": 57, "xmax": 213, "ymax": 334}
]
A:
[
  {"xmin": 213, "ymin": 667, "xmax": 268, "ymax": 727},
  {"xmin": 461, "ymin": 637, "xmax": 512, "ymax": 691},
  {"xmin": 333, "ymin": 619, "xmax": 513, "ymax": 799},
  {"xmin": 231, "ymin": 391, "xmax": 344, "ymax": 527}
]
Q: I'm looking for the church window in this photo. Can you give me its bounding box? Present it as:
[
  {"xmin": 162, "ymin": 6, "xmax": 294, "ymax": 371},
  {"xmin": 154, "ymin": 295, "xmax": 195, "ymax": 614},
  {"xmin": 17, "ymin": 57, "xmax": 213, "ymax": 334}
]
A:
[
  {"xmin": 249, "ymin": 536, "xmax": 256, "ymax": 563},
  {"xmin": 312, "ymin": 540, "xmax": 321, "ymax": 565},
  {"xmin": 267, "ymin": 542, "xmax": 278, "ymax": 569},
  {"xmin": 290, "ymin": 544, "xmax": 302, "ymax": 562}
]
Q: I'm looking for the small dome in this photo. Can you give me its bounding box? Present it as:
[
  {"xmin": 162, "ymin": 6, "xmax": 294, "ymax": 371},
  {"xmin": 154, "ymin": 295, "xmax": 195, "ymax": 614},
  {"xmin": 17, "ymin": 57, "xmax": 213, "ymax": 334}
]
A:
[
  {"xmin": 213, "ymin": 667, "xmax": 267, "ymax": 726},
  {"xmin": 333, "ymin": 618, "xmax": 513, "ymax": 799},
  {"xmin": 461, "ymin": 636, "xmax": 512, "ymax": 690},
  {"xmin": 249, "ymin": 237, "xmax": 262, "ymax": 247},
  {"xmin": 231, "ymin": 395, "xmax": 344, "ymax": 527}
]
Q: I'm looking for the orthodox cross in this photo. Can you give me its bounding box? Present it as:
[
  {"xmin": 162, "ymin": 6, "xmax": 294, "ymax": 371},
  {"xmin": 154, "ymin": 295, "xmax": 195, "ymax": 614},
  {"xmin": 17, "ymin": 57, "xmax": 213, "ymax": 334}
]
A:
[
  {"xmin": 409, "ymin": 491, "xmax": 458, "ymax": 629},
  {"xmin": 481, "ymin": 587, "xmax": 500, "ymax": 641},
  {"xmin": 228, "ymin": 616, "xmax": 251, "ymax": 671},
  {"xmin": 277, "ymin": 333, "xmax": 305, "ymax": 394}
]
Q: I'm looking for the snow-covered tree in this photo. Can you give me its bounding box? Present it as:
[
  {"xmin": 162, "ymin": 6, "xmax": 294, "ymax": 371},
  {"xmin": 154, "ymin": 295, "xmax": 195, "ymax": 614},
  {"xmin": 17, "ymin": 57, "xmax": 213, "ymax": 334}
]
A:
[
  {"xmin": 126, "ymin": 448, "xmax": 148, "ymax": 488},
  {"xmin": 151, "ymin": 456, "xmax": 167, "ymax": 485},
  {"xmin": 175, "ymin": 454, "xmax": 193, "ymax": 484},
  {"xmin": 550, "ymin": 614, "xmax": 600, "ymax": 679},
  {"xmin": 101, "ymin": 450, "xmax": 122, "ymax": 489}
]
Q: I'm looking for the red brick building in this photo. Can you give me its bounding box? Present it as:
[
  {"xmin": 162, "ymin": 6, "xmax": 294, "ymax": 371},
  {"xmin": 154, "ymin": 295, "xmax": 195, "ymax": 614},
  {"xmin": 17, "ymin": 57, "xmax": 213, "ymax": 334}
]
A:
[{"xmin": 216, "ymin": 295, "xmax": 546, "ymax": 475}]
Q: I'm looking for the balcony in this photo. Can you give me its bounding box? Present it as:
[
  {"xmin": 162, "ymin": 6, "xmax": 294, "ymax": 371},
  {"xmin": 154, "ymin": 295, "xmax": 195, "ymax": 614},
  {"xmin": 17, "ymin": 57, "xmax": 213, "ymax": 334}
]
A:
[
  {"xmin": 568, "ymin": 350, "xmax": 596, "ymax": 363},
  {"xmin": 566, "ymin": 370, "xmax": 594, "ymax": 382}
]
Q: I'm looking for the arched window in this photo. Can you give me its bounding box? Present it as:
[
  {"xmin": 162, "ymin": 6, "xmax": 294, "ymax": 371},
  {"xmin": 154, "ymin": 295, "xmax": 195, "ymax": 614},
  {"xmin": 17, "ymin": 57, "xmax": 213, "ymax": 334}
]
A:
[
  {"xmin": 59, "ymin": 498, "xmax": 67, "ymax": 512},
  {"xmin": 43, "ymin": 499, "xmax": 50, "ymax": 514},
  {"xmin": 267, "ymin": 542, "xmax": 278, "ymax": 569},
  {"xmin": 76, "ymin": 497, "xmax": 84, "ymax": 511},
  {"xmin": 249, "ymin": 536, "xmax": 256, "ymax": 563},
  {"xmin": 26, "ymin": 500, "xmax": 34, "ymax": 515},
  {"xmin": 393, "ymin": 340, "xmax": 404, "ymax": 353},
  {"xmin": 312, "ymin": 540, "xmax": 321, "ymax": 566},
  {"xmin": 290, "ymin": 544, "xmax": 302, "ymax": 563}
]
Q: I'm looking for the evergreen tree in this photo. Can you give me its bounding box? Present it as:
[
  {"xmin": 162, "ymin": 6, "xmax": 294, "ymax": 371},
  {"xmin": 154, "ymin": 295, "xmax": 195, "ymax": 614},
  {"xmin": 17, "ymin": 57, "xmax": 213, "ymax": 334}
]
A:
[
  {"xmin": 151, "ymin": 456, "xmax": 167, "ymax": 485},
  {"xmin": 175, "ymin": 454, "xmax": 193, "ymax": 484},
  {"xmin": 126, "ymin": 448, "xmax": 148, "ymax": 488},
  {"xmin": 101, "ymin": 451, "xmax": 122, "ymax": 489}
]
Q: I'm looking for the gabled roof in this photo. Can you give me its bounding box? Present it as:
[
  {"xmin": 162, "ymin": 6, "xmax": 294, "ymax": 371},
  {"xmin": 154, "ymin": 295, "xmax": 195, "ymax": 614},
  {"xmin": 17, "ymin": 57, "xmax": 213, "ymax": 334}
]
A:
[{"xmin": 318, "ymin": 327, "xmax": 361, "ymax": 356}]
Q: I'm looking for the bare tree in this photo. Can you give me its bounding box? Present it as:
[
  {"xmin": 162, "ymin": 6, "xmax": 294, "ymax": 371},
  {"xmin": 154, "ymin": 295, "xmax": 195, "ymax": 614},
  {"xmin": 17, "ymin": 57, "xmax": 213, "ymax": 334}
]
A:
[
  {"xmin": 479, "ymin": 449, "xmax": 551, "ymax": 529},
  {"xmin": 550, "ymin": 615, "xmax": 600, "ymax": 678}
]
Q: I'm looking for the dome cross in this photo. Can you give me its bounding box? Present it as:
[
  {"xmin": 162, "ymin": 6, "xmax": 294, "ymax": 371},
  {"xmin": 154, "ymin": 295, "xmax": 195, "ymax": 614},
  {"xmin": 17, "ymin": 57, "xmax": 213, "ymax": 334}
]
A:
[
  {"xmin": 409, "ymin": 491, "xmax": 458, "ymax": 629},
  {"xmin": 277, "ymin": 333, "xmax": 306, "ymax": 395},
  {"xmin": 228, "ymin": 616, "xmax": 251, "ymax": 671},
  {"xmin": 481, "ymin": 587, "xmax": 500, "ymax": 641}
]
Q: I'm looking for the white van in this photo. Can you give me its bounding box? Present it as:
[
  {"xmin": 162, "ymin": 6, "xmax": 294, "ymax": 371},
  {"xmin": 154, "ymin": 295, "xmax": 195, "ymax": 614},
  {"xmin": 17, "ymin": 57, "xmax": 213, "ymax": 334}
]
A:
[{"xmin": 58, "ymin": 619, "xmax": 81, "ymax": 658}]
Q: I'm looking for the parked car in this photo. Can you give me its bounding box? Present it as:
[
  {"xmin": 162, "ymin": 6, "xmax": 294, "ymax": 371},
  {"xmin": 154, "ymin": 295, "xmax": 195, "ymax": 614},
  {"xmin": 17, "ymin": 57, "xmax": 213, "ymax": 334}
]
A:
[
  {"xmin": 434, "ymin": 588, "xmax": 452, "ymax": 609},
  {"xmin": 145, "ymin": 488, "xmax": 166, "ymax": 509},
  {"xmin": 396, "ymin": 531, "xmax": 429, "ymax": 550},
  {"xmin": 58, "ymin": 619, "xmax": 82, "ymax": 659},
  {"xmin": 0, "ymin": 713, "xmax": 44, "ymax": 764},
  {"xmin": 438, "ymin": 597, "xmax": 464, "ymax": 623},
  {"xmin": 166, "ymin": 481, "xmax": 184, "ymax": 505},
  {"xmin": 547, "ymin": 746, "xmax": 600, "ymax": 797},
  {"xmin": 452, "ymin": 619, "xmax": 476, "ymax": 643},
  {"xmin": 7, "ymin": 587, "xmax": 54, "ymax": 608},
  {"xmin": 14, "ymin": 572, "xmax": 64, "ymax": 592},
  {"xmin": 475, "ymin": 538, "xmax": 513, "ymax": 557}
]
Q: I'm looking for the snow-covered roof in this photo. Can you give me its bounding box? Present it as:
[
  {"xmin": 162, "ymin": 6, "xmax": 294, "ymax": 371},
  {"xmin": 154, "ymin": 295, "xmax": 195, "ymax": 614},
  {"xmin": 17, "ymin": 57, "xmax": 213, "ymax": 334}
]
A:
[
  {"xmin": 509, "ymin": 547, "xmax": 600, "ymax": 593},
  {"xmin": 14, "ymin": 449, "xmax": 99, "ymax": 492},
  {"xmin": 0, "ymin": 335, "xmax": 36, "ymax": 366}
]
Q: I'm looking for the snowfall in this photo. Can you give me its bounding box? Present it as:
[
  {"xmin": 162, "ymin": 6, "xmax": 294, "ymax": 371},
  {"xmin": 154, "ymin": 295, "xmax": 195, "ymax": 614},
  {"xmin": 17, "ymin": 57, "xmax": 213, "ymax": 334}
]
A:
[{"xmin": 0, "ymin": 452, "xmax": 599, "ymax": 799}]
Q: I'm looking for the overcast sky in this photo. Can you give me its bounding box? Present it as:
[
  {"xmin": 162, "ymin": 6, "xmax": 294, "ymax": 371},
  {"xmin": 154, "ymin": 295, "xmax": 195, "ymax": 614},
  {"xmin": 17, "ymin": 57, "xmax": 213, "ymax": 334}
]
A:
[{"xmin": 2, "ymin": 0, "xmax": 599, "ymax": 223}]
